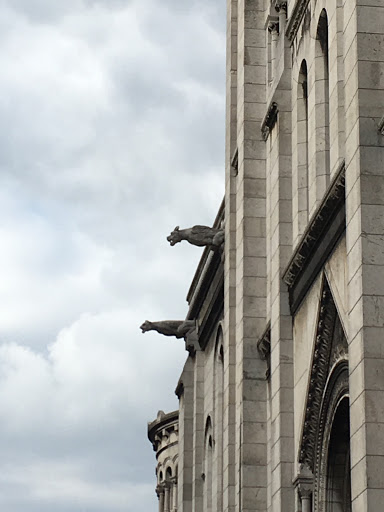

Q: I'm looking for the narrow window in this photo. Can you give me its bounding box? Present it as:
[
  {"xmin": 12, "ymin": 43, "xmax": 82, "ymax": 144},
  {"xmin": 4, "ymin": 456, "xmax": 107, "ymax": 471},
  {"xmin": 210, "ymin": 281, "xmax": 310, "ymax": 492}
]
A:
[
  {"xmin": 297, "ymin": 60, "xmax": 309, "ymax": 232},
  {"xmin": 203, "ymin": 417, "xmax": 213, "ymax": 512},
  {"xmin": 314, "ymin": 9, "xmax": 330, "ymax": 202}
]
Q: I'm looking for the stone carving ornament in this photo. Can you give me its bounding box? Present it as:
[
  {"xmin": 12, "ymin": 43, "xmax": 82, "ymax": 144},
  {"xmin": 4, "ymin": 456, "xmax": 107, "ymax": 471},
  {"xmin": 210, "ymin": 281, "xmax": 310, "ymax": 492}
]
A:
[
  {"xmin": 140, "ymin": 320, "xmax": 196, "ymax": 339},
  {"xmin": 167, "ymin": 225, "xmax": 224, "ymax": 250},
  {"xmin": 298, "ymin": 276, "xmax": 350, "ymax": 511}
]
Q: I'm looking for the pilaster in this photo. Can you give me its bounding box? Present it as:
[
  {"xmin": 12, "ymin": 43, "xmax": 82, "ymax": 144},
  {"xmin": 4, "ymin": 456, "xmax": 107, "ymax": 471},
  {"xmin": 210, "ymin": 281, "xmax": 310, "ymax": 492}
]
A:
[
  {"xmin": 191, "ymin": 352, "xmax": 204, "ymax": 511},
  {"xmin": 235, "ymin": 1, "xmax": 268, "ymax": 511},
  {"xmin": 344, "ymin": 1, "xmax": 384, "ymax": 510},
  {"xmin": 224, "ymin": 1, "xmax": 238, "ymax": 511},
  {"xmin": 268, "ymin": 92, "xmax": 294, "ymax": 512}
]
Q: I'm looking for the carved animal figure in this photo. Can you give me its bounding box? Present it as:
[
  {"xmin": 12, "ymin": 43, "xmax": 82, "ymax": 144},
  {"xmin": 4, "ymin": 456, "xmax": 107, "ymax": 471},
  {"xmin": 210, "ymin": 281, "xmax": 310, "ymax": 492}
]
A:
[
  {"xmin": 167, "ymin": 225, "xmax": 224, "ymax": 249},
  {"xmin": 140, "ymin": 320, "xmax": 196, "ymax": 339}
]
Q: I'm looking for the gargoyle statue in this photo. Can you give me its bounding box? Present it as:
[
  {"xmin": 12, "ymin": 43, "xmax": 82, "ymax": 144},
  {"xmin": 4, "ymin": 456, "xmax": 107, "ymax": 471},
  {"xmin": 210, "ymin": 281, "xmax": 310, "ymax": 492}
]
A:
[
  {"xmin": 167, "ymin": 225, "xmax": 224, "ymax": 250},
  {"xmin": 140, "ymin": 320, "xmax": 196, "ymax": 339}
]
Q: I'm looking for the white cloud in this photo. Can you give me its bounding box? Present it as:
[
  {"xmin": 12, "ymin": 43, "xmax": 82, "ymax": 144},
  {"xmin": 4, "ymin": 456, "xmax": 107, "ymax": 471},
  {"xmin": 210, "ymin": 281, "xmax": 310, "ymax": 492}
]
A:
[{"xmin": 0, "ymin": 0, "xmax": 225, "ymax": 510}]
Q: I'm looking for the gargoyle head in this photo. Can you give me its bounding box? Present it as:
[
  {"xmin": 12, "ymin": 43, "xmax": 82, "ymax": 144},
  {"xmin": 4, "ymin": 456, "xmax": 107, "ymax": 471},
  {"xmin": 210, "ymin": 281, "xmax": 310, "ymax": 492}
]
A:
[
  {"xmin": 167, "ymin": 226, "xmax": 182, "ymax": 246},
  {"xmin": 140, "ymin": 320, "xmax": 153, "ymax": 333}
]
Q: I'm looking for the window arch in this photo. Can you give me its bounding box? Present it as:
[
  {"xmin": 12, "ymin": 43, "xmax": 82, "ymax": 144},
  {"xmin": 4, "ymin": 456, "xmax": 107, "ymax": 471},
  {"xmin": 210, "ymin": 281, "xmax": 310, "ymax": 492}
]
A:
[
  {"xmin": 297, "ymin": 59, "xmax": 309, "ymax": 234},
  {"xmin": 203, "ymin": 416, "xmax": 213, "ymax": 512},
  {"xmin": 313, "ymin": 9, "xmax": 330, "ymax": 209},
  {"xmin": 213, "ymin": 327, "xmax": 224, "ymax": 511}
]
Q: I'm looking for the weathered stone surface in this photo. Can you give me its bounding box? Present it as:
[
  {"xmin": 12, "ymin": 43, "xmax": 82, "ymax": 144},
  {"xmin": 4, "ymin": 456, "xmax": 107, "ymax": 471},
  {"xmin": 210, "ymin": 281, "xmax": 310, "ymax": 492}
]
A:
[
  {"xmin": 167, "ymin": 225, "xmax": 224, "ymax": 250},
  {"xmin": 140, "ymin": 320, "xmax": 196, "ymax": 339}
]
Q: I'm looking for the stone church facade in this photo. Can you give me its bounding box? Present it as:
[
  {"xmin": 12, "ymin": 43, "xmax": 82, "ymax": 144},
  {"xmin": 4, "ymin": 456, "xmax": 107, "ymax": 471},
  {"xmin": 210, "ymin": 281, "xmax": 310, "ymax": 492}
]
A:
[{"xmin": 146, "ymin": 0, "xmax": 384, "ymax": 511}]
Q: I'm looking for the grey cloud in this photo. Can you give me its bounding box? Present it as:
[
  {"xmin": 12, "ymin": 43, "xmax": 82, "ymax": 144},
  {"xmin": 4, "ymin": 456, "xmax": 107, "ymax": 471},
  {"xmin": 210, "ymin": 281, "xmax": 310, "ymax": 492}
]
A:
[{"xmin": 0, "ymin": 0, "xmax": 225, "ymax": 510}]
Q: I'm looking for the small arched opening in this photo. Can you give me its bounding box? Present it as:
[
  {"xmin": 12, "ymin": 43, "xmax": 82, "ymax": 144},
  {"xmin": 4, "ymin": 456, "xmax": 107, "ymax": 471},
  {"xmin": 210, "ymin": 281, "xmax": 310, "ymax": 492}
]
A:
[{"xmin": 326, "ymin": 397, "xmax": 351, "ymax": 511}]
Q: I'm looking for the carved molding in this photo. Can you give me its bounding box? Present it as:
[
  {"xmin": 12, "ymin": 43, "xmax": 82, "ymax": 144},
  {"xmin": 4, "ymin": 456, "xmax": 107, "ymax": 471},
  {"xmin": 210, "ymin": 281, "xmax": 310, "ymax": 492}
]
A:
[
  {"xmin": 275, "ymin": 1, "xmax": 287, "ymax": 14},
  {"xmin": 257, "ymin": 322, "xmax": 271, "ymax": 379},
  {"xmin": 293, "ymin": 463, "xmax": 314, "ymax": 499},
  {"xmin": 185, "ymin": 327, "xmax": 201, "ymax": 355},
  {"xmin": 283, "ymin": 162, "xmax": 345, "ymax": 312},
  {"xmin": 299, "ymin": 280, "xmax": 336, "ymax": 469},
  {"xmin": 268, "ymin": 21, "xmax": 280, "ymax": 34},
  {"xmin": 286, "ymin": 0, "xmax": 310, "ymax": 43},
  {"xmin": 298, "ymin": 277, "xmax": 349, "ymax": 475},
  {"xmin": 261, "ymin": 102, "xmax": 279, "ymax": 141},
  {"xmin": 314, "ymin": 362, "xmax": 349, "ymax": 510}
]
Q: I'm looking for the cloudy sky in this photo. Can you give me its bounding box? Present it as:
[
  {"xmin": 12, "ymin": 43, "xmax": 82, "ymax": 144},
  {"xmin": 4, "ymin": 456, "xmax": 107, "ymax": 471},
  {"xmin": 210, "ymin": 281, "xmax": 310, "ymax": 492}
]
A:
[{"xmin": 0, "ymin": 1, "xmax": 225, "ymax": 510}]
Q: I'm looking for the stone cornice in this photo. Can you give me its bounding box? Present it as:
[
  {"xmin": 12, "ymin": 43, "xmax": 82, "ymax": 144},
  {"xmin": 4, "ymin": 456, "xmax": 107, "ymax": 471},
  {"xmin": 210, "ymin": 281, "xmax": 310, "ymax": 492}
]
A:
[
  {"xmin": 283, "ymin": 162, "xmax": 346, "ymax": 312},
  {"xmin": 286, "ymin": 0, "xmax": 310, "ymax": 43},
  {"xmin": 299, "ymin": 279, "xmax": 336, "ymax": 470},
  {"xmin": 261, "ymin": 102, "xmax": 279, "ymax": 141},
  {"xmin": 148, "ymin": 410, "xmax": 179, "ymax": 452},
  {"xmin": 186, "ymin": 202, "xmax": 224, "ymax": 351},
  {"xmin": 257, "ymin": 322, "xmax": 271, "ymax": 379},
  {"xmin": 186, "ymin": 199, "xmax": 224, "ymax": 306}
]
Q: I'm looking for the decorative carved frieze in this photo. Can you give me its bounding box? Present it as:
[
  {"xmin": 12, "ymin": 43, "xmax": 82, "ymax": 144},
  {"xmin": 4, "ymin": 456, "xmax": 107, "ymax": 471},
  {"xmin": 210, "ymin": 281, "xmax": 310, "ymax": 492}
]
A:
[
  {"xmin": 257, "ymin": 322, "xmax": 271, "ymax": 379},
  {"xmin": 299, "ymin": 280, "xmax": 337, "ymax": 470},
  {"xmin": 293, "ymin": 463, "xmax": 314, "ymax": 499},
  {"xmin": 314, "ymin": 361, "xmax": 349, "ymax": 510},
  {"xmin": 283, "ymin": 162, "xmax": 346, "ymax": 313},
  {"xmin": 298, "ymin": 277, "xmax": 349, "ymax": 484},
  {"xmin": 261, "ymin": 102, "xmax": 279, "ymax": 141},
  {"xmin": 286, "ymin": 0, "xmax": 310, "ymax": 43}
]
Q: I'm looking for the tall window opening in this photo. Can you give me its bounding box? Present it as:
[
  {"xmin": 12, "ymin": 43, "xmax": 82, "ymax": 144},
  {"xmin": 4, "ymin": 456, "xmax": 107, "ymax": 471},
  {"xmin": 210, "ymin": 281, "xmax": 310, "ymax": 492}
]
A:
[
  {"xmin": 203, "ymin": 416, "xmax": 213, "ymax": 512},
  {"xmin": 214, "ymin": 342, "xmax": 224, "ymax": 511},
  {"xmin": 297, "ymin": 60, "xmax": 309, "ymax": 230},
  {"xmin": 315, "ymin": 9, "xmax": 330, "ymax": 201},
  {"xmin": 326, "ymin": 397, "xmax": 351, "ymax": 511},
  {"xmin": 165, "ymin": 467, "xmax": 173, "ymax": 512}
]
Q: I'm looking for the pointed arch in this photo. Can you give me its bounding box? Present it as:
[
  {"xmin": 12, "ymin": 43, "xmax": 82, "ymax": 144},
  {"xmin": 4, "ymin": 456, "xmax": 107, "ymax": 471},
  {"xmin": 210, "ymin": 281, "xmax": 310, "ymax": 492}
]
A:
[{"xmin": 297, "ymin": 274, "xmax": 350, "ymax": 511}]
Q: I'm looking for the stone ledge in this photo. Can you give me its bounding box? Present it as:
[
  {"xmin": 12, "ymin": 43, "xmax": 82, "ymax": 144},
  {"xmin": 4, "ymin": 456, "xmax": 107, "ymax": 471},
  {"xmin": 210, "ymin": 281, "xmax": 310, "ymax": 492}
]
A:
[{"xmin": 283, "ymin": 162, "xmax": 346, "ymax": 314}]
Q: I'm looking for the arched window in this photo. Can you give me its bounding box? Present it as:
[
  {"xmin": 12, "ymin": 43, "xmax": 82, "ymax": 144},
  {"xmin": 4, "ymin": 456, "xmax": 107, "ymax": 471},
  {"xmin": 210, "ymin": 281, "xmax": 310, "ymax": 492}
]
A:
[
  {"xmin": 165, "ymin": 467, "xmax": 173, "ymax": 512},
  {"xmin": 313, "ymin": 9, "xmax": 330, "ymax": 207},
  {"xmin": 203, "ymin": 416, "xmax": 213, "ymax": 512},
  {"xmin": 326, "ymin": 397, "xmax": 351, "ymax": 511},
  {"xmin": 213, "ymin": 331, "xmax": 224, "ymax": 511},
  {"xmin": 297, "ymin": 60, "xmax": 309, "ymax": 236}
]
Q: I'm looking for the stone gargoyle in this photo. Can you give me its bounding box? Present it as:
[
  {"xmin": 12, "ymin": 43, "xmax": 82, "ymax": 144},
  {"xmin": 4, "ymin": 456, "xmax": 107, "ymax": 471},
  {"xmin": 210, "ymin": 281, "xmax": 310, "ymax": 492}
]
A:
[
  {"xmin": 167, "ymin": 225, "xmax": 224, "ymax": 250},
  {"xmin": 140, "ymin": 320, "xmax": 196, "ymax": 339}
]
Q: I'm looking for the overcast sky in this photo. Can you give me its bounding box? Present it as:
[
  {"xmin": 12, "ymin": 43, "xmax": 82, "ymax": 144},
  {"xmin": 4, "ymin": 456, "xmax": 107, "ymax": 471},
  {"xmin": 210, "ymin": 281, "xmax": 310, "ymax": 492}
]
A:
[{"xmin": 0, "ymin": 1, "xmax": 225, "ymax": 510}]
